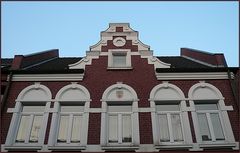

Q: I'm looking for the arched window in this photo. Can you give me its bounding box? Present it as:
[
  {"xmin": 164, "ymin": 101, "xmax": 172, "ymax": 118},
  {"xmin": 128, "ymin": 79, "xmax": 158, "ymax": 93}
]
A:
[
  {"xmin": 188, "ymin": 82, "xmax": 237, "ymax": 149},
  {"xmin": 4, "ymin": 83, "xmax": 51, "ymax": 151},
  {"xmin": 100, "ymin": 82, "xmax": 139, "ymax": 151},
  {"xmin": 150, "ymin": 82, "xmax": 192, "ymax": 149},
  {"xmin": 48, "ymin": 83, "xmax": 90, "ymax": 151}
]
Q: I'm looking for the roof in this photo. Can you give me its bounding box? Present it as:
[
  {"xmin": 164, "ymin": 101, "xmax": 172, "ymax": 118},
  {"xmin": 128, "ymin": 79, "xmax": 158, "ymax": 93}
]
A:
[
  {"xmin": 2, "ymin": 55, "xmax": 235, "ymax": 74},
  {"xmin": 158, "ymin": 56, "xmax": 209, "ymax": 68},
  {"xmin": 25, "ymin": 57, "xmax": 81, "ymax": 71}
]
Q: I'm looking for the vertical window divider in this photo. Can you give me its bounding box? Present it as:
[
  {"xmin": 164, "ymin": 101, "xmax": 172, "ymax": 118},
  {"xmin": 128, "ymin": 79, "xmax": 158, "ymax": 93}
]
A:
[
  {"xmin": 167, "ymin": 113, "xmax": 174, "ymax": 143},
  {"xmin": 118, "ymin": 114, "xmax": 122, "ymax": 144}
]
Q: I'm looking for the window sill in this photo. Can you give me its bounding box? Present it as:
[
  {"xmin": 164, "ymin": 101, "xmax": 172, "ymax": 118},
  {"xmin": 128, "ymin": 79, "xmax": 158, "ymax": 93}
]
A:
[
  {"xmin": 155, "ymin": 144, "xmax": 193, "ymax": 150},
  {"xmin": 4, "ymin": 145, "xmax": 42, "ymax": 151},
  {"xmin": 102, "ymin": 145, "xmax": 139, "ymax": 151},
  {"xmin": 199, "ymin": 142, "xmax": 237, "ymax": 149},
  {"xmin": 48, "ymin": 146, "xmax": 86, "ymax": 150},
  {"xmin": 107, "ymin": 67, "xmax": 133, "ymax": 70}
]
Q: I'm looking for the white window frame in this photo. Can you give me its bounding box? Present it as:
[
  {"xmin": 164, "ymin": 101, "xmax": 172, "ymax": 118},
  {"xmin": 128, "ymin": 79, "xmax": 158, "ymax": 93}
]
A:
[
  {"xmin": 108, "ymin": 49, "xmax": 132, "ymax": 69},
  {"xmin": 4, "ymin": 83, "xmax": 51, "ymax": 151},
  {"xmin": 188, "ymin": 82, "xmax": 237, "ymax": 150},
  {"xmin": 107, "ymin": 105, "xmax": 133, "ymax": 145},
  {"xmin": 100, "ymin": 83, "xmax": 139, "ymax": 151},
  {"xmin": 155, "ymin": 102, "xmax": 185, "ymax": 144},
  {"xmin": 150, "ymin": 82, "xmax": 193, "ymax": 150},
  {"xmin": 48, "ymin": 83, "xmax": 90, "ymax": 151}
]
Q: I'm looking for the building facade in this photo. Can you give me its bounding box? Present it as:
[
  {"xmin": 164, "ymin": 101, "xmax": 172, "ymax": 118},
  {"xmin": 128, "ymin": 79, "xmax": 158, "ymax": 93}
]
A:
[{"xmin": 1, "ymin": 23, "xmax": 239, "ymax": 153}]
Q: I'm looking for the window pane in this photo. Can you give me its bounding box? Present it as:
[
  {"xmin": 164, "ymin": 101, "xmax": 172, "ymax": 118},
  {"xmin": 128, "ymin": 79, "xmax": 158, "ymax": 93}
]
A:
[
  {"xmin": 197, "ymin": 113, "xmax": 211, "ymax": 141},
  {"xmin": 60, "ymin": 106, "xmax": 84, "ymax": 112},
  {"xmin": 22, "ymin": 106, "xmax": 45, "ymax": 112},
  {"xmin": 16, "ymin": 115, "xmax": 30, "ymax": 143},
  {"xmin": 156, "ymin": 104, "xmax": 179, "ymax": 111},
  {"xmin": 211, "ymin": 113, "xmax": 225, "ymax": 140},
  {"xmin": 71, "ymin": 115, "xmax": 82, "ymax": 143},
  {"xmin": 195, "ymin": 104, "xmax": 218, "ymax": 110},
  {"xmin": 158, "ymin": 114, "xmax": 170, "ymax": 142},
  {"xmin": 122, "ymin": 115, "xmax": 132, "ymax": 143},
  {"xmin": 113, "ymin": 55, "xmax": 126, "ymax": 67},
  {"xmin": 57, "ymin": 115, "xmax": 69, "ymax": 143},
  {"xmin": 29, "ymin": 116, "xmax": 42, "ymax": 143},
  {"xmin": 108, "ymin": 115, "xmax": 118, "ymax": 143},
  {"xmin": 171, "ymin": 114, "xmax": 183, "ymax": 141},
  {"xmin": 108, "ymin": 105, "xmax": 131, "ymax": 112}
]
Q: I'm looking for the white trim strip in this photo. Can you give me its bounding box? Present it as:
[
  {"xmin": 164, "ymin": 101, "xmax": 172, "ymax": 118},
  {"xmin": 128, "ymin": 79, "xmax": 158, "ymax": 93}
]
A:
[
  {"xmin": 11, "ymin": 74, "xmax": 84, "ymax": 81},
  {"xmin": 156, "ymin": 72, "xmax": 230, "ymax": 80}
]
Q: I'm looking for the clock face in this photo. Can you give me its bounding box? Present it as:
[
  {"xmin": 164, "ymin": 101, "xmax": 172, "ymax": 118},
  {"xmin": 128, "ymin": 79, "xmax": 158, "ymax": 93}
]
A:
[{"xmin": 113, "ymin": 37, "xmax": 126, "ymax": 47}]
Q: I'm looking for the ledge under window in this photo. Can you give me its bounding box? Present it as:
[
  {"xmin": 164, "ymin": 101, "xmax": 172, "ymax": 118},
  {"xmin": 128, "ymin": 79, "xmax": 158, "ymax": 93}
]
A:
[
  {"xmin": 48, "ymin": 146, "xmax": 86, "ymax": 151},
  {"xmin": 4, "ymin": 145, "xmax": 42, "ymax": 151},
  {"xmin": 155, "ymin": 144, "xmax": 193, "ymax": 150},
  {"xmin": 199, "ymin": 142, "xmax": 238, "ymax": 149},
  {"xmin": 107, "ymin": 67, "xmax": 133, "ymax": 70},
  {"xmin": 102, "ymin": 145, "xmax": 139, "ymax": 151}
]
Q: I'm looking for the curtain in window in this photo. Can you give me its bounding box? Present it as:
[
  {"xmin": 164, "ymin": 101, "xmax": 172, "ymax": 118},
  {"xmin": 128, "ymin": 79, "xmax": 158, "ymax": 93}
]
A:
[
  {"xmin": 29, "ymin": 116, "xmax": 42, "ymax": 142},
  {"xmin": 16, "ymin": 115, "xmax": 30, "ymax": 143},
  {"xmin": 122, "ymin": 115, "xmax": 131, "ymax": 142},
  {"xmin": 108, "ymin": 115, "xmax": 118, "ymax": 143},
  {"xmin": 71, "ymin": 115, "xmax": 82, "ymax": 143},
  {"xmin": 171, "ymin": 114, "xmax": 183, "ymax": 141},
  {"xmin": 158, "ymin": 114, "xmax": 170, "ymax": 142},
  {"xmin": 58, "ymin": 115, "xmax": 69, "ymax": 142}
]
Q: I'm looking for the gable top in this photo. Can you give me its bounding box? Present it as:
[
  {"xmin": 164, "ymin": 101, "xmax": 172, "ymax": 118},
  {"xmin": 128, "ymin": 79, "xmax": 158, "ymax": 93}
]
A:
[{"xmin": 90, "ymin": 23, "xmax": 150, "ymax": 51}]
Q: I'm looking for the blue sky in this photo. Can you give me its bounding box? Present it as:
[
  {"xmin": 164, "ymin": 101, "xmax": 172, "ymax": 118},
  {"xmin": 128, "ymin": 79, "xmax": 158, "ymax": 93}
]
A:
[{"xmin": 1, "ymin": 2, "xmax": 239, "ymax": 66}]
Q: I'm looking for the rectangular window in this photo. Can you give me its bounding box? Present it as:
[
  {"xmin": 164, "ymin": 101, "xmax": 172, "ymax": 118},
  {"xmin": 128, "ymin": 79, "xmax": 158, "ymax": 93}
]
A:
[
  {"xmin": 195, "ymin": 103, "xmax": 225, "ymax": 142},
  {"xmin": 108, "ymin": 105, "xmax": 132, "ymax": 144},
  {"xmin": 57, "ymin": 105, "xmax": 83, "ymax": 144},
  {"xmin": 112, "ymin": 53, "xmax": 127, "ymax": 67},
  {"xmin": 16, "ymin": 106, "xmax": 44, "ymax": 143},
  {"xmin": 156, "ymin": 103, "xmax": 183, "ymax": 143}
]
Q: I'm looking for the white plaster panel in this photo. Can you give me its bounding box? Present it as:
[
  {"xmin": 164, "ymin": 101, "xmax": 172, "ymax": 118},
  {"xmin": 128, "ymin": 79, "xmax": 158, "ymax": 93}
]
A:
[
  {"xmin": 22, "ymin": 89, "xmax": 49, "ymax": 101},
  {"xmin": 59, "ymin": 88, "xmax": 87, "ymax": 100},
  {"xmin": 192, "ymin": 87, "xmax": 218, "ymax": 99},
  {"xmin": 154, "ymin": 88, "xmax": 180, "ymax": 100}
]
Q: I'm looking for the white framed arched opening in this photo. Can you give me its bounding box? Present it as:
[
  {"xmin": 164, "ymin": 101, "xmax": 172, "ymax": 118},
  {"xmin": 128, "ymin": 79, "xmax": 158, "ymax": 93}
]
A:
[
  {"xmin": 100, "ymin": 82, "xmax": 139, "ymax": 151},
  {"xmin": 149, "ymin": 82, "xmax": 193, "ymax": 149},
  {"xmin": 188, "ymin": 82, "xmax": 236, "ymax": 149},
  {"xmin": 48, "ymin": 83, "xmax": 91, "ymax": 150},
  {"xmin": 5, "ymin": 83, "xmax": 52, "ymax": 151}
]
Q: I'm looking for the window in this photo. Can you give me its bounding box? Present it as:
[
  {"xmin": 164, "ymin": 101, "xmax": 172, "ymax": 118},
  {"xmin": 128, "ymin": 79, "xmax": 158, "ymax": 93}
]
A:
[
  {"xmin": 101, "ymin": 83, "xmax": 139, "ymax": 151},
  {"xmin": 4, "ymin": 83, "xmax": 51, "ymax": 151},
  {"xmin": 57, "ymin": 105, "xmax": 84, "ymax": 144},
  {"xmin": 189, "ymin": 82, "xmax": 237, "ymax": 150},
  {"xmin": 16, "ymin": 106, "xmax": 45, "ymax": 143},
  {"xmin": 156, "ymin": 103, "xmax": 183, "ymax": 143},
  {"xmin": 48, "ymin": 83, "xmax": 90, "ymax": 150},
  {"xmin": 108, "ymin": 105, "xmax": 132, "ymax": 144},
  {"xmin": 112, "ymin": 53, "xmax": 127, "ymax": 67},
  {"xmin": 108, "ymin": 49, "xmax": 132, "ymax": 69},
  {"xmin": 150, "ymin": 82, "xmax": 193, "ymax": 150},
  {"xmin": 195, "ymin": 102, "xmax": 225, "ymax": 142}
]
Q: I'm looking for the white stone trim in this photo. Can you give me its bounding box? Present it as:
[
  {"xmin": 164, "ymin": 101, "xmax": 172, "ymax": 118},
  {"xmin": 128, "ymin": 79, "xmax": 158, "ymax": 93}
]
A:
[
  {"xmin": 150, "ymin": 83, "xmax": 193, "ymax": 149},
  {"xmin": 48, "ymin": 83, "xmax": 90, "ymax": 148},
  {"xmin": 100, "ymin": 83, "xmax": 140, "ymax": 147},
  {"xmin": 188, "ymin": 82, "xmax": 237, "ymax": 150},
  {"xmin": 156, "ymin": 72, "xmax": 231, "ymax": 80},
  {"xmin": 4, "ymin": 84, "xmax": 52, "ymax": 151},
  {"xmin": 11, "ymin": 74, "xmax": 84, "ymax": 81},
  {"xmin": 107, "ymin": 49, "xmax": 132, "ymax": 69}
]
